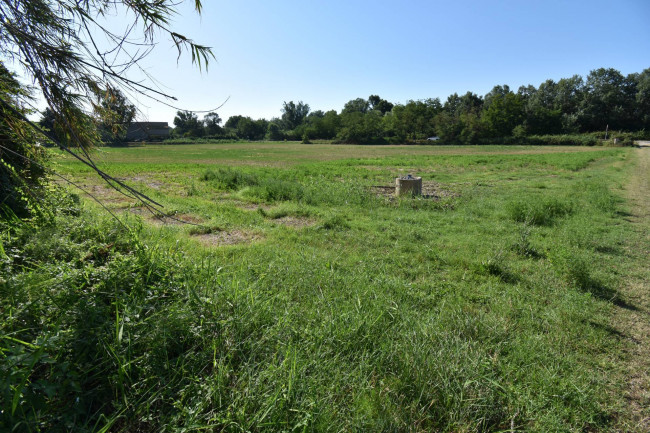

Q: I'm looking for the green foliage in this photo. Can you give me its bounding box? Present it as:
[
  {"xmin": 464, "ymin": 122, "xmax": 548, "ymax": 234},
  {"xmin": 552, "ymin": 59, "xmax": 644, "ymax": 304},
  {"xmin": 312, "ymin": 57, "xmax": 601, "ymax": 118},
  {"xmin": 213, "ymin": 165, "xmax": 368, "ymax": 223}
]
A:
[
  {"xmin": 164, "ymin": 68, "xmax": 650, "ymax": 145},
  {"xmin": 549, "ymin": 245, "xmax": 595, "ymax": 291},
  {"xmin": 267, "ymin": 122, "xmax": 284, "ymax": 140},
  {"xmin": 281, "ymin": 101, "xmax": 310, "ymax": 130},
  {"xmin": 507, "ymin": 197, "xmax": 574, "ymax": 226},
  {"xmin": 1, "ymin": 0, "xmax": 212, "ymax": 150},
  {"xmin": 91, "ymin": 86, "xmax": 136, "ymax": 144},
  {"xmin": 0, "ymin": 63, "xmax": 48, "ymax": 217},
  {"xmin": 173, "ymin": 110, "xmax": 204, "ymax": 138},
  {"xmin": 203, "ymin": 112, "xmax": 223, "ymax": 136},
  {"xmin": 200, "ymin": 167, "xmax": 260, "ymax": 189},
  {"xmin": 4, "ymin": 143, "xmax": 641, "ymax": 432},
  {"xmin": 500, "ymin": 134, "xmax": 600, "ymax": 146},
  {"xmin": 368, "ymin": 94, "xmax": 394, "ymax": 114},
  {"xmin": 482, "ymin": 88, "xmax": 525, "ymax": 137}
]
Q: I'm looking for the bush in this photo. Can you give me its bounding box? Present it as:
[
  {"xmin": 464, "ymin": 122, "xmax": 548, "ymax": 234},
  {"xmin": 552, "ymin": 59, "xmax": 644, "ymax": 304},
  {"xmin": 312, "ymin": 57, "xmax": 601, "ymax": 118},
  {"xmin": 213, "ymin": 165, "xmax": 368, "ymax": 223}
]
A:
[
  {"xmin": 548, "ymin": 246, "xmax": 594, "ymax": 291},
  {"xmin": 200, "ymin": 168, "xmax": 260, "ymax": 190},
  {"xmin": 245, "ymin": 179, "xmax": 304, "ymax": 202},
  {"xmin": 507, "ymin": 197, "xmax": 574, "ymax": 226}
]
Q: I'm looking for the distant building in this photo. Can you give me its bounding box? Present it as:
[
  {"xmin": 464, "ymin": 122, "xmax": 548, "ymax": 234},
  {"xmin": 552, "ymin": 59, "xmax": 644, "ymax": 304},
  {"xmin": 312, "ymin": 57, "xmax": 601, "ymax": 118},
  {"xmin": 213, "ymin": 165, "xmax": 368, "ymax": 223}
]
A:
[{"xmin": 125, "ymin": 122, "xmax": 171, "ymax": 141}]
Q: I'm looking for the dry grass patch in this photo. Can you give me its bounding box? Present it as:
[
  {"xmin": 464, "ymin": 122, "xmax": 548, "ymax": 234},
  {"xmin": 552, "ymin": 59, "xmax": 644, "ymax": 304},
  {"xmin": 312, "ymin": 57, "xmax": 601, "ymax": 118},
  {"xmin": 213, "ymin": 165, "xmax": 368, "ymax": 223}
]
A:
[
  {"xmin": 148, "ymin": 213, "xmax": 205, "ymax": 226},
  {"xmin": 117, "ymin": 207, "xmax": 205, "ymax": 226},
  {"xmin": 273, "ymin": 216, "xmax": 317, "ymax": 228},
  {"xmin": 370, "ymin": 181, "xmax": 458, "ymax": 200},
  {"xmin": 193, "ymin": 230, "xmax": 261, "ymax": 247},
  {"xmin": 127, "ymin": 175, "xmax": 165, "ymax": 190},
  {"xmin": 231, "ymin": 200, "xmax": 272, "ymax": 211}
]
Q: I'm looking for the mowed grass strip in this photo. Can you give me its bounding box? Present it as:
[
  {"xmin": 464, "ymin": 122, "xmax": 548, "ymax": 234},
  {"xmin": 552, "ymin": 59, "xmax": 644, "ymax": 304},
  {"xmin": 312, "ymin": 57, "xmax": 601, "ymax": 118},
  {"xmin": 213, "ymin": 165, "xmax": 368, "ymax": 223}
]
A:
[{"xmin": 1, "ymin": 143, "xmax": 640, "ymax": 431}]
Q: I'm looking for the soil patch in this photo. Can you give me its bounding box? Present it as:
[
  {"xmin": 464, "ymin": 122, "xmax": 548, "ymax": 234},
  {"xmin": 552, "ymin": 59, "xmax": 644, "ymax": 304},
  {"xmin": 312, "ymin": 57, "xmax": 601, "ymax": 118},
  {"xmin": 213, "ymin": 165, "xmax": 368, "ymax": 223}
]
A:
[
  {"xmin": 85, "ymin": 184, "xmax": 133, "ymax": 204},
  {"xmin": 371, "ymin": 181, "xmax": 458, "ymax": 200},
  {"xmin": 273, "ymin": 216, "xmax": 316, "ymax": 228},
  {"xmin": 149, "ymin": 213, "xmax": 205, "ymax": 226},
  {"xmin": 126, "ymin": 175, "xmax": 165, "ymax": 190},
  {"xmin": 194, "ymin": 230, "xmax": 260, "ymax": 247},
  {"xmin": 232, "ymin": 201, "xmax": 272, "ymax": 211},
  {"xmin": 118, "ymin": 207, "xmax": 204, "ymax": 226}
]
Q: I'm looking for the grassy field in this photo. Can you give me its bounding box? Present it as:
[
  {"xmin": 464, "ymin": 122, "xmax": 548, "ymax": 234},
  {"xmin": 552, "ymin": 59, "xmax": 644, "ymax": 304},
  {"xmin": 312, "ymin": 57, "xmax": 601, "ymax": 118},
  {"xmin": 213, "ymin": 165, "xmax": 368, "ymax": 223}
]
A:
[{"xmin": 2, "ymin": 142, "xmax": 647, "ymax": 431}]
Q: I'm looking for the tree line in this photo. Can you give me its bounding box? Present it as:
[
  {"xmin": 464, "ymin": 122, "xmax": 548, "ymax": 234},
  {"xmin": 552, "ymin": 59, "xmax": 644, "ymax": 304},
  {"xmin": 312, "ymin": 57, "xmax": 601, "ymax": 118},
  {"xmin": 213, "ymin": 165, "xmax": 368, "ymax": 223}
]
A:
[{"xmin": 171, "ymin": 67, "xmax": 650, "ymax": 144}]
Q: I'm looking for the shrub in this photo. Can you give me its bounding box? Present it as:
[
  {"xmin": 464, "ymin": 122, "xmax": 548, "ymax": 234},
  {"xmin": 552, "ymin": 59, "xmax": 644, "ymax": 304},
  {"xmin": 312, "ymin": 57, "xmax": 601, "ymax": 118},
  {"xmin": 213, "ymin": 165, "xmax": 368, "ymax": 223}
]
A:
[
  {"xmin": 200, "ymin": 168, "xmax": 260, "ymax": 190},
  {"xmin": 507, "ymin": 197, "xmax": 574, "ymax": 226},
  {"xmin": 548, "ymin": 246, "xmax": 594, "ymax": 291},
  {"xmin": 319, "ymin": 215, "xmax": 350, "ymax": 230},
  {"xmin": 250, "ymin": 179, "xmax": 304, "ymax": 202}
]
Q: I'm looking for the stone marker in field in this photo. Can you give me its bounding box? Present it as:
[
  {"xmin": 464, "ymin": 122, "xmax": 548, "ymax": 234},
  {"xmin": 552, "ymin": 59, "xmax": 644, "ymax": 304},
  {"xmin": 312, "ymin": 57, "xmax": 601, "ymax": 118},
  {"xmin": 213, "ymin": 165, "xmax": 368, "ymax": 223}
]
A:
[{"xmin": 396, "ymin": 174, "xmax": 422, "ymax": 196}]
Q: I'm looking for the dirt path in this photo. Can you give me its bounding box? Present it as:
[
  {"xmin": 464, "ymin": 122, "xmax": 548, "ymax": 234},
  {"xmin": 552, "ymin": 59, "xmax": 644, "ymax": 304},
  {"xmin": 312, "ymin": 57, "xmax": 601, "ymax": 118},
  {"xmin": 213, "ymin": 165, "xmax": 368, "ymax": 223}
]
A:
[{"xmin": 615, "ymin": 146, "xmax": 650, "ymax": 431}]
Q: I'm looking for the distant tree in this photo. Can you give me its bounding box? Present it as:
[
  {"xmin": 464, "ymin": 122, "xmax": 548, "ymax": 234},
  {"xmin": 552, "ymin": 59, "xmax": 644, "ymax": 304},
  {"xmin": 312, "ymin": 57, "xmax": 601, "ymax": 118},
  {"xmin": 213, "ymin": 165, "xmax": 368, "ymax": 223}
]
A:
[
  {"xmin": 524, "ymin": 82, "xmax": 563, "ymax": 135},
  {"xmin": 224, "ymin": 115, "xmax": 245, "ymax": 130},
  {"xmin": 38, "ymin": 107, "xmax": 57, "ymax": 135},
  {"xmin": 458, "ymin": 111, "xmax": 484, "ymax": 144},
  {"xmin": 435, "ymin": 93, "xmax": 482, "ymax": 143},
  {"xmin": 391, "ymin": 99, "xmax": 440, "ymax": 141},
  {"xmin": 530, "ymin": 79, "xmax": 557, "ymax": 110},
  {"xmin": 555, "ymin": 75, "xmax": 584, "ymax": 112},
  {"xmin": 482, "ymin": 87, "xmax": 525, "ymax": 137},
  {"xmin": 337, "ymin": 110, "xmax": 383, "ymax": 144},
  {"xmin": 517, "ymin": 85, "xmax": 537, "ymax": 102},
  {"xmin": 92, "ymin": 86, "xmax": 136, "ymax": 143},
  {"xmin": 635, "ymin": 68, "xmax": 650, "ymax": 129},
  {"xmin": 434, "ymin": 111, "xmax": 463, "ymax": 142},
  {"xmin": 484, "ymin": 84, "xmax": 512, "ymax": 108},
  {"xmin": 444, "ymin": 92, "xmax": 483, "ymax": 116},
  {"xmin": 267, "ymin": 122, "xmax": 284, "ymax": 140},
  {"xmin": 342, "ymin": 98, "xmax": 370, "ymax": 114},
  {"xmin": 173, "ymin": 111, "xmax": 204, "ymax": 137},
  {"xmin": 281, "ymin": 101, "xmax": 310, "ymax": 130},
  {"xmin": 317, "ymin": 110, "xmax": 342, "ymax": 140},
  {"xmin": 307, "ymin": 110, "xmax": 325, "ymax": 120},
  {"xmin": 203, "ymin": 112, "xmax": 223, "ymax": 136},
  {"xmin": 579, "ymin": 68, "xmax": 628, "ymax": 131},
  {"xmin": 525, "ymin": 106, "xmax": 563, "ymax": 135},
  {"xmin": 368, "ymin": 95, "xmax": 394, "ymax": 115},
  {"xmin": 236, "ymin": 117, "xmax": 266, "ymax": 140}
]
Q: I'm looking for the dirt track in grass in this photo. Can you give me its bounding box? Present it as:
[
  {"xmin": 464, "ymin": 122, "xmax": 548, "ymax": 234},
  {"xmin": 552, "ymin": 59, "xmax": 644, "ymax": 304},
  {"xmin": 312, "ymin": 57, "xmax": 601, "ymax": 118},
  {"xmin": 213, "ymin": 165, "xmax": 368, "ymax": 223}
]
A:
[{"xmin": 614, "ymin": 146, "xmax": 650, "ymax": 431}]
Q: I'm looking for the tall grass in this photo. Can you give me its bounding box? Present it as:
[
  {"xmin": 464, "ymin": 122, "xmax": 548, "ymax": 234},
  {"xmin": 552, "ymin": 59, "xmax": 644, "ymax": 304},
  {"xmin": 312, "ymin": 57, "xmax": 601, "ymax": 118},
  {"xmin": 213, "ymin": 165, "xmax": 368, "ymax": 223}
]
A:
[{"xmin": 1, "ymin": 145, "xmax": 639, "ymax": 431}]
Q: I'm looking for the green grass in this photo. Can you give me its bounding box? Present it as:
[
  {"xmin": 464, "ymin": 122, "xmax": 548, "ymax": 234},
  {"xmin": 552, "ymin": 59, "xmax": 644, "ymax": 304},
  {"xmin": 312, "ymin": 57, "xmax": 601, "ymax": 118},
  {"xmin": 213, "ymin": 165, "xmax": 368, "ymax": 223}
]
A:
[{"xmin": 1, "ymin": 142, "xmax": 642, "ymax": 431}]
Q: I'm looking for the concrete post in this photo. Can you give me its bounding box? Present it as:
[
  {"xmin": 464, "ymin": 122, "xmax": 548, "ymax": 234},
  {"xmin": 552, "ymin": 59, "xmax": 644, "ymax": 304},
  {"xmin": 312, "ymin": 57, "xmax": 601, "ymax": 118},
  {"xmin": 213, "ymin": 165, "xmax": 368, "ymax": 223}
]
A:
[{"xmin": 395, "ymin": 174, "xmax": 422, "ymax": 196}]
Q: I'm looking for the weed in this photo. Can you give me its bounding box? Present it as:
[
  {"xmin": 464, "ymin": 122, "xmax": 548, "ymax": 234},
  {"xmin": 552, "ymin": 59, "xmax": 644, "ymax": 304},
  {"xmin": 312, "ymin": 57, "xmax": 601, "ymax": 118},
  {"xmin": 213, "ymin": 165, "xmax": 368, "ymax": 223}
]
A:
[
  {"xmin": 548, "ymin": 245, "xmax": 605, "ymax": 294},
  {"xmin": 507, "ymin": 197, "xmax": 574, "ymax": 226},
  {"xmin": 246, "ymin": 178, "xmax": 304, "ymax": 202},
  {"xmin": 201, "ymin": 167, "xmax": 260, "ymax": 190},
  {"xmin": 185, "ymin": 181, "xmax": 199, "ymax": 196},
  {"xmin": 319, "ymin": 215, "xmax": 350, "ymax": 230},
  {"xmin": 188, "ymin": 225, "xmax": 221, "ymax": 235},
  {"xmin": 511, "ymin": 220, "xmax": 541, "ymax": 258}
]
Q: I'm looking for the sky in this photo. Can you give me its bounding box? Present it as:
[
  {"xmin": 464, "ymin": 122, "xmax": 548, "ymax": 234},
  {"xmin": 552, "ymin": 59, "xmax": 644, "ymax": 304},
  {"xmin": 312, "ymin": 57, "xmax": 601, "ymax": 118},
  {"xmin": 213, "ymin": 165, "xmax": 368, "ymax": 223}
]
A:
[{"xmin": 32, "ymin": 0, "xmax": 650, "ymax": 124}]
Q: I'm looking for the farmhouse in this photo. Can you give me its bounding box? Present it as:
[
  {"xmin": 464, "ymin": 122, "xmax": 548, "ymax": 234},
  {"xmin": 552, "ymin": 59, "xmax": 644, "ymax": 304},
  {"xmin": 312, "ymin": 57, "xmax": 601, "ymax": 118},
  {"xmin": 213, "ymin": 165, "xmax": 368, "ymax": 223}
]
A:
[{"xmin": 125, "ymin": 122, "xmax": 171, "ymax": 141}]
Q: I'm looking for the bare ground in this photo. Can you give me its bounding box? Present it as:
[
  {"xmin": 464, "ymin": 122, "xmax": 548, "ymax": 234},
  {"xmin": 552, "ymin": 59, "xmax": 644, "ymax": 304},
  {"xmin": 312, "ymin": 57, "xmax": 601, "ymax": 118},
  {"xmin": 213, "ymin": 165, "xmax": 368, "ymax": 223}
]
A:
[
  {"xmin": 272, "ymin": 216, "xmax": 317, "ymax": 228},
  {"xmin": 193, "ymin": 230, "xmax": 260, "ymax": 247},
  {"xmin": 614, "ymin": 147, "xmax": 650, "ymax": 431},
  {"xmin": 370, "ymin": 181, "xmax": 458, "ymax": 200}
]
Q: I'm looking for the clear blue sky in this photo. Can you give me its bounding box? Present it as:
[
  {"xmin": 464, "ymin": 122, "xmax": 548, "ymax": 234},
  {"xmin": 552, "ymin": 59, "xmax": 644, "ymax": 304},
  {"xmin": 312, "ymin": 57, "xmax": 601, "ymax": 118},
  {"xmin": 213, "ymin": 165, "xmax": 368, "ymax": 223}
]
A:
[{"xmin": 106, "ymin": 0, "xmax": 650, "ymax": 124}]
